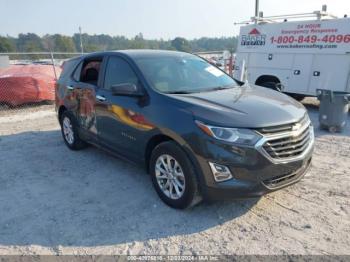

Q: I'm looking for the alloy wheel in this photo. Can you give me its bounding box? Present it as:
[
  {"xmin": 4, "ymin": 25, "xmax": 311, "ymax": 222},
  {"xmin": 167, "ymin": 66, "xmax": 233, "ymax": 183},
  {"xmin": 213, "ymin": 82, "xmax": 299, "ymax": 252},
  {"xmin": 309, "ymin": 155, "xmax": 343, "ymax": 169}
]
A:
[
  {"xmin": 155, "ymin": 154, "xmax": 186, "ymax": 200},
  {"xmin": 62, "ymin": 117, "xmax": 74, "ymax": 145}
]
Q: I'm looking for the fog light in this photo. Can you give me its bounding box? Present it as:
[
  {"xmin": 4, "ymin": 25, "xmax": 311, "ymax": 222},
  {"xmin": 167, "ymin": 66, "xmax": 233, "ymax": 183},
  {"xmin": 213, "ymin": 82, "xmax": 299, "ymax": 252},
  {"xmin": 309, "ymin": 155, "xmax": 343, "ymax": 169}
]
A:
[{"xmin": 209, "ymin": 162, "xmax": 233, "ymax": 182}]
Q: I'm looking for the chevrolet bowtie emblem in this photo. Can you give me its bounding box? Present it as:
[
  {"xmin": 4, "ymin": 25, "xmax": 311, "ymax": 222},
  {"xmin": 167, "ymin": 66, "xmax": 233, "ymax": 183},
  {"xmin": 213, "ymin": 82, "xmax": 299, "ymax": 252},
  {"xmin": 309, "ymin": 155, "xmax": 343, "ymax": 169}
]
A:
[{"xmin": 292, "ymin": 123, "xmax": 301, "ymax": 131}]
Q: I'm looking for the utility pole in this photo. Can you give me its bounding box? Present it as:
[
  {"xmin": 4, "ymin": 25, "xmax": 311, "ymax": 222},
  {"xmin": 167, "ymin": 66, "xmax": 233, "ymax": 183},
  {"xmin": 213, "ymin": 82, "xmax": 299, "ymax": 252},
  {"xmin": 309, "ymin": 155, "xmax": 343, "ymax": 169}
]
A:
[
  {"xmin": 79, "ymin": 26, "xmax": 84, "ymax": 54},
  {"xmin": 255, "ymin": 0, "xmax": 259, "ymax": 24}
]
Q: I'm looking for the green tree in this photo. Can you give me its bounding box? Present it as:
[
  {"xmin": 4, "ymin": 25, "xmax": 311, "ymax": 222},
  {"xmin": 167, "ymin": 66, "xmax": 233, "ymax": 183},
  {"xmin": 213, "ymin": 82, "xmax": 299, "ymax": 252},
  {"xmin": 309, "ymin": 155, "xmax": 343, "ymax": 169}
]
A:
[
  {"xmin": 0, "ymin": 36, "xmax": 15, "ymax": 52},
  {"xmin": 171, "ymin": 37, "xmax": 191, "ymax": 52},
  {"xmin": 84, "ymin": 44, "xmax": 99, "ymax": 52},
  {"xmin": 129, "ymin": 33, "xmax": 146, "ymax": 49},
  {"xmin": 52, "ymin": 34, "xmax": 76, "ymax": 52},
  {"xmin": 0, "ymin": 33, "xmax": 239, "ymax": 55},
  {"xmin": 16, "ymin": 33, "xmax": 43, "ymax": 52}
]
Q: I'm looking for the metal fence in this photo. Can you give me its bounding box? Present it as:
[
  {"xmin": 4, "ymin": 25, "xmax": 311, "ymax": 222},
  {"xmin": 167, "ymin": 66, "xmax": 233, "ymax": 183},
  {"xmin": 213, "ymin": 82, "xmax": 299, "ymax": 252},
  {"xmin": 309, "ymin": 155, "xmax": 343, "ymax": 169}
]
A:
[
  {"xmin": 0, "ymin": 52, "xmax": 80, "ymax": 116},
  {"xmin": 195, "ymin": 51, "xmax": 235, "ymax": 76}
]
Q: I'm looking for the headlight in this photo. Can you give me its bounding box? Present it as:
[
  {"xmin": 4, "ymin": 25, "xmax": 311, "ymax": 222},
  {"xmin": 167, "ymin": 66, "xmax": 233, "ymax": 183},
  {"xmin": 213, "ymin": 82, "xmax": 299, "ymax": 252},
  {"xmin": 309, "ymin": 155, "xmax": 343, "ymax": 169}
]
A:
[{"xmin": 195, "ymin": 120, "xmax": 261, "ymax": 145}]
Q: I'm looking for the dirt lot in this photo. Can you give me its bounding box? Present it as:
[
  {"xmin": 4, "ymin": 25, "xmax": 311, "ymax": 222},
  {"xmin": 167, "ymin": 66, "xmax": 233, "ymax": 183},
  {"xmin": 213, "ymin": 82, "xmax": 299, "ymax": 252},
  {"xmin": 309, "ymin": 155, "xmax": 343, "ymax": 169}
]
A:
[{"xmin": 0, "ymin": 99, "xmax": 349, "ymax": 255}]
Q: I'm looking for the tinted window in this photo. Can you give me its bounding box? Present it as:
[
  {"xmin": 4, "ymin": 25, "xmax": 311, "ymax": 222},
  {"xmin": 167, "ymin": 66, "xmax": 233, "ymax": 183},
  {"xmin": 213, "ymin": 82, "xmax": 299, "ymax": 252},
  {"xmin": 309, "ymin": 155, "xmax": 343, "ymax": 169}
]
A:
[
  {"xmin": 134, "ymin": 54, "xmax": 238, "ymax": 93},
  {"xmin": 104, "ymin": 56, "xmax": 139, "ymax": 90},
  {"xmin": 59, "ymin": 58, "xmax": 80, "ymax": 80},
  {"xmin": 80, "ymin": 59, "xmax": 102, "ymax": 85}
]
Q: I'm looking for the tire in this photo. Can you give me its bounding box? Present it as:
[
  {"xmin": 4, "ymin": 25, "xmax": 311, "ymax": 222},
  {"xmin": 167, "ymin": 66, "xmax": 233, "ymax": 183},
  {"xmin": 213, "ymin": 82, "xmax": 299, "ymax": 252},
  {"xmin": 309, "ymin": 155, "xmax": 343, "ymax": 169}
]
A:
[
  {"xmin": 60, "ymin": 111, "xmax": 87, "ymax": 150},
  {"xmin": 149, "ymin": 141, "xmax": 202, "ymax": 209},
  {"xmin": 328, "ymin": 126, "xmax": 339, "ymax": 133},
  {"xmin": 319, "ymin": 123, "xmax": 328, "ymax": 130}
]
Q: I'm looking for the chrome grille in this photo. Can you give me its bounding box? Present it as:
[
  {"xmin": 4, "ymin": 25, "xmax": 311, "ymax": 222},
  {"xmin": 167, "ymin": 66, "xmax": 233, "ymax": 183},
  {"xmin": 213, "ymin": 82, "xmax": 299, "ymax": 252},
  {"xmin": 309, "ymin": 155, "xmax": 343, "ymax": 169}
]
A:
[
  {"xmin": 263, "ymin": 172, "xmax": 299, "ymax": 189},
  {"xmin": 257, "ymin": 114, "xmax": 309, "ymax": 135},
  {"xmin": 259, "ymin": 115, "xmax": 313, "ymax": 160}
]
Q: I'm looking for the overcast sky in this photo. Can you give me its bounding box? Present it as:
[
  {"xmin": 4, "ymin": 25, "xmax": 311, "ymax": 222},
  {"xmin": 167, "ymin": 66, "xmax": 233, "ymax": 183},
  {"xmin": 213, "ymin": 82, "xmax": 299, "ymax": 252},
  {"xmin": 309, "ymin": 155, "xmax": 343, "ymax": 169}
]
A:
[{"xmin": 1, "ymin": 0, "xmax": 350, "ymax": 39}]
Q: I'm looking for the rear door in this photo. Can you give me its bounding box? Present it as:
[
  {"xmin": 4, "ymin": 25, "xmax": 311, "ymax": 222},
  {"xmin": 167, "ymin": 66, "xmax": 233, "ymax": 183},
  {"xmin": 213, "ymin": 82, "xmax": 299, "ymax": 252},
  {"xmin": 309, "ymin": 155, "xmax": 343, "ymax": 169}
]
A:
[
  {"xmin": 56, "ymin": 59, "xmax": 81, "ymax": 117},
  {"xmin": 70, "ymin": 55, "xmax": 105, "ymax": 139}
]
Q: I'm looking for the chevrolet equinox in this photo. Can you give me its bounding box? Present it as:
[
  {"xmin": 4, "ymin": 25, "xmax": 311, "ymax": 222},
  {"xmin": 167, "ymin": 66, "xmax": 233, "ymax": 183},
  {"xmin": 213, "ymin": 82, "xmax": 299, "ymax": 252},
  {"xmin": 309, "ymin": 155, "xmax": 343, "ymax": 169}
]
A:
[{"xmin": 56, "ymin": 50, "xmax": 314, "ymax": 209}]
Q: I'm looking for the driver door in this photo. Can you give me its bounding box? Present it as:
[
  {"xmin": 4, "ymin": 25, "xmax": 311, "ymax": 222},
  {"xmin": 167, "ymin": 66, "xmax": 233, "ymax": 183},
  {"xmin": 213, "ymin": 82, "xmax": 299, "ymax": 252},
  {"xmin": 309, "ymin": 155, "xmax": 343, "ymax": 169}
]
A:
[{"xmin": 95, "ymin": 55, "xmax": 150, "ymax": 159}]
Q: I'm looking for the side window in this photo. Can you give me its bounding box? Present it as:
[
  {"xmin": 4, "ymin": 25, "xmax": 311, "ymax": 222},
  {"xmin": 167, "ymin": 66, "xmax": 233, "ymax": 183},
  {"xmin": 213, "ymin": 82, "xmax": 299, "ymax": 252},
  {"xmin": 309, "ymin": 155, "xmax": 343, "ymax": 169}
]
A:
[
  {"xmin": 104, "ymin": 56, "xmax": 139, "ymax": 90},
  {"xmin": 76, "ymin": 57, "xmax": 103, "ymax": 86}
]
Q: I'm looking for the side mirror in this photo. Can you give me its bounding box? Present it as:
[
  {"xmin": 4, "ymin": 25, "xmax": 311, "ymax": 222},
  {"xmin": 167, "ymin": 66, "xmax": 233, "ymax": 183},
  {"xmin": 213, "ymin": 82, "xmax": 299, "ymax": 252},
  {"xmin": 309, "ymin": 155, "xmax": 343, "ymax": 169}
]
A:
[{"xmin": 111, "ymin": 83, "xmax": 144, "ymax": 97}]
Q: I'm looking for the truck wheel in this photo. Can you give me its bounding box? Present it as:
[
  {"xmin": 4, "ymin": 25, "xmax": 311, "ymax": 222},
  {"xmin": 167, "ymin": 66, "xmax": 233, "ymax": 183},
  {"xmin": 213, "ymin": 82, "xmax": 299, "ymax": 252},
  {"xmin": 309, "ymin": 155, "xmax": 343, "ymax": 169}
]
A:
[
  {"xmin": 290, "ymin": 94, "xmax": 306, "ymax": 102},
  {"xmin": 328, "ymin": 126, "xmax": 339, "ymax": 133},
  {"xmin": 320, "ymin": 123, "xmax": 328, "ymax": 130},
  {"xmin": 60, "ymin": 111, "xmax": 87, "ymax": 150},
  {"xmin": 259, "ymin": 82, "xmax": 280, "ymax": 91},
  {"xmin": 149, "ymin": 141, "xmax": 202, "ymax": 209}
]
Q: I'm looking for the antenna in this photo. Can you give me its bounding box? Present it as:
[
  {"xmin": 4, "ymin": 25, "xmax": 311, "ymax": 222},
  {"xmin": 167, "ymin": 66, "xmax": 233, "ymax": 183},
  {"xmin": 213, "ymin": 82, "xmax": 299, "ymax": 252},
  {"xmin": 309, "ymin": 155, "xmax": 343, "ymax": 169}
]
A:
[
  {"xmin": 255, "ymin": 0, "xmax": 260, "ymax": 24},
  {"xmin": 79, "ymin": 26, "xmax": 84, "ymax": 54}
]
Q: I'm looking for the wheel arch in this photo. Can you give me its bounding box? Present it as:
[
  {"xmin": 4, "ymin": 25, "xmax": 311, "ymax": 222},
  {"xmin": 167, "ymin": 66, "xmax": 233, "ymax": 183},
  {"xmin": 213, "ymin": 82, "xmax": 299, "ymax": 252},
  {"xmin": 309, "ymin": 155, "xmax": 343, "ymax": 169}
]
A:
[
  {"xmin": 144, "ymin": 134, "xmax": 174, "ymax": 173},
  {"xmin": 58, "ymin": 105, "xmax": 67, "ymax": 124},
  {"xmin": 144, "ymin": 131, "xmax": 205, "ymax": 193},
  {"xmin": 144, "ymin": 132, "xmax": 200, "ymax": 175},
  {"xmin": 255, "ymin": 75, "xmax": 281, "ymax": 86}
]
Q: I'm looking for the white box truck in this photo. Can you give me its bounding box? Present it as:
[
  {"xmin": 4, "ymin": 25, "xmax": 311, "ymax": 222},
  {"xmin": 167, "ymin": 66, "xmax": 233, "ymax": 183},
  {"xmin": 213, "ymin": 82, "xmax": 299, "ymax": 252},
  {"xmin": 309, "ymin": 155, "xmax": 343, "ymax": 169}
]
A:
[{"xmin": 234, "ymin": 9, "xmax": 350, "ymax": 100}]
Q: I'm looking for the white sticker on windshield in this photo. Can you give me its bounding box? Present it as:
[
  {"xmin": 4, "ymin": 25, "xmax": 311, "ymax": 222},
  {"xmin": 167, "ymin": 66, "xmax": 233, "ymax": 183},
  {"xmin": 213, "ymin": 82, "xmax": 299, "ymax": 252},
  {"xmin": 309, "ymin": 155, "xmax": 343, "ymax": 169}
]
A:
[{"xmin": 205, "ymin": 66, "xmax": 224, "ymax": 77}]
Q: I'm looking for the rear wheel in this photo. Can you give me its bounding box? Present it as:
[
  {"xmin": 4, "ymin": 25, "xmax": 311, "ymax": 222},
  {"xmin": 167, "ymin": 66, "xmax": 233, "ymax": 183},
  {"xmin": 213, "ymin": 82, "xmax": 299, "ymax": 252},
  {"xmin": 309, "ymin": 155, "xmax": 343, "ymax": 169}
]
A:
[
  {"xmin": 149, "ymin": 141, "xmax": 202, "ymax": 209},
  {"xmin": 60, "ymin": 111, "xmax": 87, "ymax": 150}
]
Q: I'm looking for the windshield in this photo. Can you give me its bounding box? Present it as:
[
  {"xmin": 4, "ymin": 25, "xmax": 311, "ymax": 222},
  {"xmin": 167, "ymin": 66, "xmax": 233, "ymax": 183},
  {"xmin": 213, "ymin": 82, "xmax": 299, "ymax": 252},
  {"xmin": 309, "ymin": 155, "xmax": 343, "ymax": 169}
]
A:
[{"xmin": 134, "ymin": 55, "xmax": 238, "ymax": 94}]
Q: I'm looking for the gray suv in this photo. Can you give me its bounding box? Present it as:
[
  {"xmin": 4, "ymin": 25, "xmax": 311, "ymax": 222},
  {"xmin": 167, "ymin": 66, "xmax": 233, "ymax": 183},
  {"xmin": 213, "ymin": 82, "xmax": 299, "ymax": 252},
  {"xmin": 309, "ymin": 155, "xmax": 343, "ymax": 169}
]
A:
[{"xmin": 56, "ymin": 50, "xmax": 314, "ymax": 209}]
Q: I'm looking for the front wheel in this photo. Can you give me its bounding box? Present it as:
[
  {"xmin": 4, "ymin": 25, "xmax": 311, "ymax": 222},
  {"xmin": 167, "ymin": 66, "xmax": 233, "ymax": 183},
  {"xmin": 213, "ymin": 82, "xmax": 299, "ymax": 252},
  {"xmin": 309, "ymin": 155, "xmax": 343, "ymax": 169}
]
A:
[{"xmin": 149, "ymin": 141, "xmax": 202, "ymax": 209}]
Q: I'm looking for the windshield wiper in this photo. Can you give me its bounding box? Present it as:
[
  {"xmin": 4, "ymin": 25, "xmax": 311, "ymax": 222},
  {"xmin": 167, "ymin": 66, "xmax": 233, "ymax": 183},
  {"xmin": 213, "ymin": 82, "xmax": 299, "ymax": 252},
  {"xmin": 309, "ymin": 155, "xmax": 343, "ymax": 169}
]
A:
[
  {"xmin": 166, "ymin": 91, "xmax": 193, "ymax": 94},
  {"xmin": 203, "ymin": 85, "xmax": 236, "ymax": 92}
]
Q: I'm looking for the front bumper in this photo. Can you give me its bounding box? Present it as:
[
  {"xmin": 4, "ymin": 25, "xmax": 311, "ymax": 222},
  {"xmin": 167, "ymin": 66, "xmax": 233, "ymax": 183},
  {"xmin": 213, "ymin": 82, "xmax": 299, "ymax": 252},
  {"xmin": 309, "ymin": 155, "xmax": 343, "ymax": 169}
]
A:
[
  {"xmin": 186, "ymin": 125, "xmax": 314, "ymax": 201},
  {"xmin": 204, "ymin": 154, "xmax": 312, "ymax": 200}
]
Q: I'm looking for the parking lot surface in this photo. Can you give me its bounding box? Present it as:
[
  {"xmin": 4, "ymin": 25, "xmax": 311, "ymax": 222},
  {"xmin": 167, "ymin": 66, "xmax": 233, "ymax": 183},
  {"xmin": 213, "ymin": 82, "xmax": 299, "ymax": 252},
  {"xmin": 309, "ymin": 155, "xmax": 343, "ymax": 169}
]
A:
[{"xmin": 0, "ymin": 99, "xmax": 349, "ymax": 255}]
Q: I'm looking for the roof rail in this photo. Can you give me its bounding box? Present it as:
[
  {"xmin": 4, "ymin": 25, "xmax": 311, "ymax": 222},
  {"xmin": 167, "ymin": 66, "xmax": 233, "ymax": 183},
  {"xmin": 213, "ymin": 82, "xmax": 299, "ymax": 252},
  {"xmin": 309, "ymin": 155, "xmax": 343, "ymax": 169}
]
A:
[{"xmin": 234, "ymin": 5, "xmax": 338, "ymax": 25}]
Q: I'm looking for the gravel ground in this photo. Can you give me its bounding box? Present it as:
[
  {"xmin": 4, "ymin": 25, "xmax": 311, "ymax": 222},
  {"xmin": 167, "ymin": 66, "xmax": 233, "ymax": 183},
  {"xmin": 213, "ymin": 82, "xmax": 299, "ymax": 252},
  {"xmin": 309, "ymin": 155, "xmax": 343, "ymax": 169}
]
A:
[{"xmin": 0, "ymin": 98, "xmax": 349, "ymax": 255}]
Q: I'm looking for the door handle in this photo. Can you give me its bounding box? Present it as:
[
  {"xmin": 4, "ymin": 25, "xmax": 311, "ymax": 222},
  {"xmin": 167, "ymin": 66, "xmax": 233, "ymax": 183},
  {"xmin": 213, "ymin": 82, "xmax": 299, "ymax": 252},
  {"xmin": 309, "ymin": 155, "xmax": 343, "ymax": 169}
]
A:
[
  {"xmin": 67, "ymin": 86, "xmax": 74, "ymax": 91},
  {"xmin": 96, "ymin": 95, "xmax": 106, "ymax": 102}
]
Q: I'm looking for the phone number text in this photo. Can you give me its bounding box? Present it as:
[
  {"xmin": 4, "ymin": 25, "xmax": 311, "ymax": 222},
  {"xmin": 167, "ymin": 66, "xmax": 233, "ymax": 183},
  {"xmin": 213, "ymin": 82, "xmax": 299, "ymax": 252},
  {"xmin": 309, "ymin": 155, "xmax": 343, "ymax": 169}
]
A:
[{"xmin": 271, "ymin": 34, "xmax": 350, "ymax": 44}]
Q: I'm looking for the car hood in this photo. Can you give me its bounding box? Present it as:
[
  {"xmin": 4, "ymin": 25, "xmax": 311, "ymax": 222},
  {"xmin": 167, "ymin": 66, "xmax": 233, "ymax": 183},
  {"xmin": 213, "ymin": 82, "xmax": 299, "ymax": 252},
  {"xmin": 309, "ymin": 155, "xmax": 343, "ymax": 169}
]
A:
[{"xmin": 168, "ymin": 84, "xmax": 306, "ymax": 128}]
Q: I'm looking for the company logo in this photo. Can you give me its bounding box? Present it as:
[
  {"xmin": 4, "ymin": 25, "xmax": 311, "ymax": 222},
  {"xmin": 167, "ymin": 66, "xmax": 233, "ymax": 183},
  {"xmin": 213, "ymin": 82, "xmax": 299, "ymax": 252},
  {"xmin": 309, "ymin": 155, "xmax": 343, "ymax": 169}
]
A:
[
  {"xmin": 241, "ymin": 28, "xmax": 266, "ymax": 46},
  {"xmin": 292, "ymin": 123, "xmax": 302, "ymax": 132}
]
